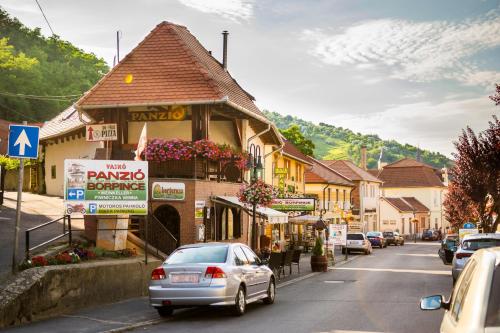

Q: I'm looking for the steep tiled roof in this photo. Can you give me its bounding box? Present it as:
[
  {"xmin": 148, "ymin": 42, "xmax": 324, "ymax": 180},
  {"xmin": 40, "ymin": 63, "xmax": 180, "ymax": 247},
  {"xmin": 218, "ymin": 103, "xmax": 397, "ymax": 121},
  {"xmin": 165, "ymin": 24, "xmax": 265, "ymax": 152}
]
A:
[
  {"xmin": 282, "ymin": 139, "xmax": 313, "ymax": 165},
  {"xmin": 383, "ymin": 197, "xmax": 414, "ymax": 212},
  {"xmin": 304, "ymin": 158, "xmax": 354, "ymax": 187},
  {"xmin": 402, "ymin": 197, "xmax": 429, "ymax": 213},
  {"xmin": 377, "ymin": 162, "xmax": 445, "ymax": 188},
  {"xmin": 324, "ymin": 160, "xmax": 382, "ymax": 183},
  {"xmin": 384, "ymin": 158, "xmax": 437, "ymax": 169},
  {"xmin": 367, "ymin": 169, "xmax": 381, "ymax": 178},
  {"xmin": 76, "ymin": 22, "xmax": 265, "ymax": 121},
  {"xmin": 40, "ymin": 105, "xmax": 91, "ymax": 140}
]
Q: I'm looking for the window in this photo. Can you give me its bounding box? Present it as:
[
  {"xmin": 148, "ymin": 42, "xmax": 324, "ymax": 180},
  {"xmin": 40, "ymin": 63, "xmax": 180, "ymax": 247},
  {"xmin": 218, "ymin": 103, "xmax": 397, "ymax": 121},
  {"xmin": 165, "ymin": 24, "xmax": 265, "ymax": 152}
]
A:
[
  {"xmin": 450, "ymin": 259, "xmax": 477, "ymax": 322},
  {"xmin": 241, "ymin": 246, "xmax": 260, "ymax": 265},
  {"xmin": 343, "ymin": 189, "xmax": 346, "ymax": 202},
  {"xmin": 421, "ymin": 217, "xmax": 425, "ymax": 229},
  {"xmin": 402, "ymin": 218, "xmax": 405, "ymax": 234},
  {"xmin": 336, "ymin": 189, "xmax": 339, "ymax": 202},
  {"xmin": 51, "ymin": 165, "xmax": 56, "ymax": 179},
  {"xmin": 166, "ymin": 246, "xmax": 228, "ymax": 264},
  {"xmin": 327, "ymin": 188, "xmax": 331, "ymax": 209},
  {"xmin": 284, "ymin": 159, "xmax": 291, "ymax": 179},
  {"xmin": 233, "ymin": 246, "xmax": 249, "ymax": 266},
  {"xmin": 296, "ymin": 164, "xmax": 302, "ymax": 182}
]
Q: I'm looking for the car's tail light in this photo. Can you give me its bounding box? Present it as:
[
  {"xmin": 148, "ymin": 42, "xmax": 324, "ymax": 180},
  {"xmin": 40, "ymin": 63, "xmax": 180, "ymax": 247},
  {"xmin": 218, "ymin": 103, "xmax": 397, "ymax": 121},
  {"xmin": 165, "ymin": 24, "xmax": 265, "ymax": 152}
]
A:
[
  {"xmin": 205, "ymin": 266, "xmax": 226, "ymax": 279},
  {"xmin": 456, "ymin": 252, "xmax": 472, "ymax": 259},
  {"xmin": 151, "ymin": 267, "xmax": 166, "ymax": 280}
]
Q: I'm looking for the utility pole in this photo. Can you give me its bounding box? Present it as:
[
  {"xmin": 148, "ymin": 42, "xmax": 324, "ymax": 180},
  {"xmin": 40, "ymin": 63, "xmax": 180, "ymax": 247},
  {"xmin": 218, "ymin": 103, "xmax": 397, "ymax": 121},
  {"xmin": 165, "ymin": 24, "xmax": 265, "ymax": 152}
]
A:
[{"xmin": 11, "ymin": 121, "xmax": 26, "ymax": 273}]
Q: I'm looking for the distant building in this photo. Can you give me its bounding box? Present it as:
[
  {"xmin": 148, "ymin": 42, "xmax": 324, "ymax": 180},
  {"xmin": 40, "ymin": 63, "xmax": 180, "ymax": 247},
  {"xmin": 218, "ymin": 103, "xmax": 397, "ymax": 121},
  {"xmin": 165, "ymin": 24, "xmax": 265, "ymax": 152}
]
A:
[
  {"xmin": 370, "ymin": 158, "xmax": 448, "ymax": 231},
  {"xmin": 380, "ymin": 197, "xmax": 430, "ymax": 235}
]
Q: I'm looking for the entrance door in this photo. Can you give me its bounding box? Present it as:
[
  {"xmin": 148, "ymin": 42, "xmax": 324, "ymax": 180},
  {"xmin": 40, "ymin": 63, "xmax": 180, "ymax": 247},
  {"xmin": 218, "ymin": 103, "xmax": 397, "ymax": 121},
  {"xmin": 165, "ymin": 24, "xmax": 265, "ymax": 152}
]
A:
[{"xmin": 154, "ymin": 204, "xmax": 181, "ymax": 247}]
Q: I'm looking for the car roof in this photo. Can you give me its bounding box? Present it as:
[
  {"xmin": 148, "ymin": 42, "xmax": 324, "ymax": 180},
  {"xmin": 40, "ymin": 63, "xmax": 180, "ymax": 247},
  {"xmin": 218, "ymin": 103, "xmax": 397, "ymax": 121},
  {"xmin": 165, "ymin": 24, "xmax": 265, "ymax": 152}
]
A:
[
  {"xmin": 177, "ymin": 242, "xmax": 235, "ymax": 249},
  {"xmin": 475, "ymin": 246, "xmax": 500, "ymax": 266},
  {"xmin": 463, "ymin": 233, "xmax": 500, "ymax": 241}
]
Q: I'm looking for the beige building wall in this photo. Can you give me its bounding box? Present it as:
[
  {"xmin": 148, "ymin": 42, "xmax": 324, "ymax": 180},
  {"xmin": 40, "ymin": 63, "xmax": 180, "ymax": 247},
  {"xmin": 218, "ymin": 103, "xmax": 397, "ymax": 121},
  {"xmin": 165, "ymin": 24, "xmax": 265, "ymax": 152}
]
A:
[
  {"xmin": 267, "ymin": 153, "xmax": 308, "ymax": 193},
  {"xmin": 44, "ymin": 136, "xmax": 102, "ymax": 196},
  {"xmin": 382, "ymin": 187, "xmax": 447, "ymax": 231},
  {"xmin": 128, "ymin": 121, "xmax": 192, "ymax": 143},
  {"xmin": 209, "ymin": 121, "xmax": 240, "ymax": 148},
  {"xmin": 305, "ymin": 183, "xmax": 353, "ymax": 215},
  {"xmin": 380, "ymin": 199, "xmax": 414, "ymax": 235}
]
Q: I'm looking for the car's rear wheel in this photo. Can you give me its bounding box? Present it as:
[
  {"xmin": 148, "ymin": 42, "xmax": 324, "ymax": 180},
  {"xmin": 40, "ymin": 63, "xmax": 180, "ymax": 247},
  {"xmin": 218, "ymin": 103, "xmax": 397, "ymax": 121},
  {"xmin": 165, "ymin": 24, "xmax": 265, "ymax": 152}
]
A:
[
  {"xmin": 263, "ymin": 278, "xmax": 275, "ymax": 304},
  {"xmin": 233, "ymin": 286, "xmax": 246, "ymax": 316},
  {"xmin": 156, "ymin": 306, "xmax": 173, "ymax": 317}
]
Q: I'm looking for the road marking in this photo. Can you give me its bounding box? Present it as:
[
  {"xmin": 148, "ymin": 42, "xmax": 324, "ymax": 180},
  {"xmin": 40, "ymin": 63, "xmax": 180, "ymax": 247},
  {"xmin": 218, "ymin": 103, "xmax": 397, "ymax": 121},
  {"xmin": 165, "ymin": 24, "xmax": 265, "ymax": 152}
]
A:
[
  {"xmin": 317, "ymin": 330, "xmax": 383, "ymax": 333},
  {"xmin": 396, "ymin": 253, "xmax": 439, "ymax": 257},
  {"xmin": 0, "ymin": 217, "xmax": 10, "ymax": 220},
  {"xmin": 100, "ymin": 318, "xmax": 165, "ymax": 333},
  {"xmin": 61, "ymin": 314, "xmax": 128, "ymax": 325},
  {"xmin": 277, "ymin": 272, "xmax": 320, "ymax": 288},
  {"xmin": 330, "ymin": 267, "xmax": 451, "ymax": 275},
  {"xmin": 405, "ymin": 242, "xmax": 441, "ymax": 246}
]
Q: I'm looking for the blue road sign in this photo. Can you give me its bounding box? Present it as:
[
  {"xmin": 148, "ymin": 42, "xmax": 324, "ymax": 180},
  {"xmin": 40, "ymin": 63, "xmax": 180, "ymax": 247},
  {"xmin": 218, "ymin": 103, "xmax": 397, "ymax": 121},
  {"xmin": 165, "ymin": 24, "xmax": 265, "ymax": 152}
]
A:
[
  {"xmin": 67, "ymin": 188, "xmax": 85, "ymax": 200},
  {"xmin": 463, "ymin": 222, "xmax": 476, "ymax": 229},
  {"xmin": 7, "ymin": 125, "xmax": 40, "ymax": 159}
]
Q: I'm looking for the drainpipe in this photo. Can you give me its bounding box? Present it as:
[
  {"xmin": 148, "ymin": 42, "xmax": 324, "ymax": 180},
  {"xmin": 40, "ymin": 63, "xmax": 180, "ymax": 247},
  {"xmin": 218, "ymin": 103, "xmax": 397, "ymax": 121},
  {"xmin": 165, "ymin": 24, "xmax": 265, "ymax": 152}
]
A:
[
  {"xmin": 264, "ymin": 142, "xmax": 284, "ymax": 185},
  {"xmin": 322, "ymin": 184, "xmax": 330, "ymax": 212}
]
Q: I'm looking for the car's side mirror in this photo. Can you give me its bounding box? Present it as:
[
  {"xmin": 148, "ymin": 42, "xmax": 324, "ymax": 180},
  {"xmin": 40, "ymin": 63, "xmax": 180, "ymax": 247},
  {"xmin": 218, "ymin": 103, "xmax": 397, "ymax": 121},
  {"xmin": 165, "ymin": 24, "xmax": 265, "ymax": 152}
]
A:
[{"xmin": 420, "ymin": 295, "xmax": 447, "ymax": 310}]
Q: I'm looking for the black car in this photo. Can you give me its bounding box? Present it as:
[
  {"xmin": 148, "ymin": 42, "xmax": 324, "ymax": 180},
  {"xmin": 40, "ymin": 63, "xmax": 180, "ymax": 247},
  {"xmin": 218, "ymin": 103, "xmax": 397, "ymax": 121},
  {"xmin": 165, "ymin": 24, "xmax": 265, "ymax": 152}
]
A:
[
  {"xmin": 438, "ymin": 233, "xmax": 458, "ymax": 264},
  {"xmin": 383, "ymin": 231, "xmax": 397, "ymax": 246}
]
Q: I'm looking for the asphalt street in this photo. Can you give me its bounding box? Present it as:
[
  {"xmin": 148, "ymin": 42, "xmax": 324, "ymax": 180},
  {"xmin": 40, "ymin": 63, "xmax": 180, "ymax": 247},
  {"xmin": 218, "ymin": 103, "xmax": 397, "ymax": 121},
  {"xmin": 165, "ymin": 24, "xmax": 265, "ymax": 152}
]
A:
[{"xmin": 4, "ymin": 242, "xmax": 452, "ymax": 333}]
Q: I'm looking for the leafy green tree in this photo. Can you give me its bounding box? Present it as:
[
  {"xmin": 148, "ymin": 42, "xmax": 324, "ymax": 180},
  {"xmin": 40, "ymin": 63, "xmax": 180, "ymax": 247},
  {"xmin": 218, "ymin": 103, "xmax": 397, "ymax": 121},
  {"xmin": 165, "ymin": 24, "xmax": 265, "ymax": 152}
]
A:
[
  {"xmin": 0, "ymin": 8, "xmax": 108, "ymax": 122},
  {"xmin": 280, "ymin": 124, "xmax": 315, "ymax": 156}
]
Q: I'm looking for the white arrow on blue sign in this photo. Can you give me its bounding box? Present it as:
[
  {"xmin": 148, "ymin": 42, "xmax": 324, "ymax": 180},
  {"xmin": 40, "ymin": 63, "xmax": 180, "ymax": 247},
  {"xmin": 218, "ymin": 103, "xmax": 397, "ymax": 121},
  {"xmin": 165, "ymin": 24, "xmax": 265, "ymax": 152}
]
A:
[
  {"xmin": 463, "ymin": 222, "xmax": 476, "ymax": 229},
  {"xmin": 8, "ymin": 125, "xmax": 40, "ymax": 159}
]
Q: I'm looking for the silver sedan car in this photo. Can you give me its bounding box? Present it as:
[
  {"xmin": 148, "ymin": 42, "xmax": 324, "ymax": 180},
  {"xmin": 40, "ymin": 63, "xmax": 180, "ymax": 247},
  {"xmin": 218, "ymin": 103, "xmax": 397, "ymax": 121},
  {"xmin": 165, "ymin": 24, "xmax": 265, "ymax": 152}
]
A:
[
  {"xmin": 451, "ymin": 233, "xmax": 500, "ymax": 283},
  {"xmin": 149, "ymin": 242, "xmax": 276, "ymax": 317}
]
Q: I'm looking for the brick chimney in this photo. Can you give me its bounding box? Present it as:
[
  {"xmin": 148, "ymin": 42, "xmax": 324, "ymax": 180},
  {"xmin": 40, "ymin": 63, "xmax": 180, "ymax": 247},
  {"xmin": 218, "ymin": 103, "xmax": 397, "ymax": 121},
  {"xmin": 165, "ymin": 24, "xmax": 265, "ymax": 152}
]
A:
[
  {"xmin": 360, "ymin": 145, "xmax": 367, "ymax": 170},
  {"xmin": 222, "ymin": 30, "xmax": 229, "ymax": 70}
]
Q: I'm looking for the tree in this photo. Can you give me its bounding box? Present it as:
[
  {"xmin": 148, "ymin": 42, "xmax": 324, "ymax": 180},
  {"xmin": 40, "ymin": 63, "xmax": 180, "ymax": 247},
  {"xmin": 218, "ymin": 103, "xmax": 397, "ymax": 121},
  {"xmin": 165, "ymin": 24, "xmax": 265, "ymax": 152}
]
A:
[
  {"xmin": 0, "ymin": 37, "xmax": 38, "ymax": 70},
  {"xmin": 443, "ymin": 182, "xmax": 480, "ymax": 230},
  {"xmin": 450, "ymin": 116, "xmax": 500, "ymax": 232},
  {"xmin": 280, "ymin": 124, "xmax": 315, "ymax": 156},
  {"xmin": 489, "ymin": 84, "xmax": 500, "ymax": 105}
]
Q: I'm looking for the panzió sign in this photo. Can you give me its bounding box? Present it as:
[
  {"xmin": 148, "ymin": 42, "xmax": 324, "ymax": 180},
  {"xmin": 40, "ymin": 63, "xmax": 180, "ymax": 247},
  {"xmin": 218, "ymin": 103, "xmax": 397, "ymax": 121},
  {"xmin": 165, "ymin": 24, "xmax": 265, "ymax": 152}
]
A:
[{"xmin": 64, "ymin": 160, "xmax": 148, "ymax": 215}]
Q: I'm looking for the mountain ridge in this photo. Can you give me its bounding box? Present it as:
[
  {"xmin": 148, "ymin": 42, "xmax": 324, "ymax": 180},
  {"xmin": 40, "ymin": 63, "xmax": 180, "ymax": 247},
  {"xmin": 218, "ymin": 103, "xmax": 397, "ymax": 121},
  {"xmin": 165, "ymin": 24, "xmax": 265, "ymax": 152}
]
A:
[{"xmin": 264, "ymin": 110, "xmax": 452, "ymax": 169}]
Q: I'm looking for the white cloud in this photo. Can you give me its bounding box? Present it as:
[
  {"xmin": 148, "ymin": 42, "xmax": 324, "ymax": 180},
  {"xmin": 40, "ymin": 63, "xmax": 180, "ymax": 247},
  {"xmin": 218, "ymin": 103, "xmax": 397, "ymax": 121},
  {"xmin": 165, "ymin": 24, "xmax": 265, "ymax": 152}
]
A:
[
  {"xmin": 302, "ymin": 11, "xmax": 500, "ymax": 87},
  {"xmin": 325, "ymin": 97, "xmax": 497, "ymax": 156},
  {"xmin": 176, "ymin": 0, "xmax": 254, "ymax": 22}
]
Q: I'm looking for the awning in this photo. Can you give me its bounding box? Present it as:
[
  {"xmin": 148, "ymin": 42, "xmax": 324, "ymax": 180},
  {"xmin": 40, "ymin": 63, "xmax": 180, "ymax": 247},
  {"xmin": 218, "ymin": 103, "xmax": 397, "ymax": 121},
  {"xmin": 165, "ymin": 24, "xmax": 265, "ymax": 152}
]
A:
[
  {"xmin": 213, "ymin": 196, "xmax": 288, "ymax": 224},
  {"xmin": 288, "ymin": 214, "xmax": 322, "ymax": 225}
]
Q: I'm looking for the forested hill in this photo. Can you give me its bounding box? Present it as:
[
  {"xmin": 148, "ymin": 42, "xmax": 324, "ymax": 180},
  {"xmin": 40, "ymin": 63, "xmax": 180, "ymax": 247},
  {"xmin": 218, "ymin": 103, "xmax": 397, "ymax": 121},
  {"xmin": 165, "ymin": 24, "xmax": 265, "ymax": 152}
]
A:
[
  {"xmin": 264, "ymin": 111, "xmax": 452, "ymax": 169},
  {"xmin": 0, "ymin": 8, "xmax": 108, "ymax": 122}
]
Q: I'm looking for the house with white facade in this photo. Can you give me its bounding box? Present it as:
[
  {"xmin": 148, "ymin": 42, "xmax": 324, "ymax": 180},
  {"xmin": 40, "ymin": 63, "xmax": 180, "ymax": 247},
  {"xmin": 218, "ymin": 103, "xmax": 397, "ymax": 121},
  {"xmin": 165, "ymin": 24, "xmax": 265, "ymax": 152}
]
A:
[
  {"xmin": 370, "ymin": 158, "xmax": 448, "ymax": 232},
  {"xmin": 380, "ymin": 197, "xmax": 430, "ymax": 236}
]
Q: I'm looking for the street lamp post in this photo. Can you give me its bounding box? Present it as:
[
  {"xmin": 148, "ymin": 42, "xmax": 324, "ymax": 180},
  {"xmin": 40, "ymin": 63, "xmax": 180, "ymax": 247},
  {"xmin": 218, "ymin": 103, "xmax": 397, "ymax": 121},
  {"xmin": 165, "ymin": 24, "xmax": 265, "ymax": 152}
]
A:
[{"xmin": 247, "ymin": 144, "xmax": 263, "ymax": 250}]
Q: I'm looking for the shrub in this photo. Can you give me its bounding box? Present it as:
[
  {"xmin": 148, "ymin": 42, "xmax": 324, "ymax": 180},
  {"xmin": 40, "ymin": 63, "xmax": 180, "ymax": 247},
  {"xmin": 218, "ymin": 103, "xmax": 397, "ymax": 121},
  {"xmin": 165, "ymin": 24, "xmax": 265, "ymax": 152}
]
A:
[{"xmin": 312, "ymin": 237, "xmax": 324, "ymax": 256}]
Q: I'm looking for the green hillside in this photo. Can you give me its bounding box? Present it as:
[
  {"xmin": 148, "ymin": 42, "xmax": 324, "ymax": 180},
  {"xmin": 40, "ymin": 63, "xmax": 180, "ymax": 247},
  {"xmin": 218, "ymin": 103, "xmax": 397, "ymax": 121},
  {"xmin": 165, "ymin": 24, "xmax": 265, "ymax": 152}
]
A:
[
  {"xmin": 0, "ymin": 8, "xmax": 108, "ymax": 122},
  {"xmin": 264, "ymin": 111, "xmax": 452, "ymax": 169}
]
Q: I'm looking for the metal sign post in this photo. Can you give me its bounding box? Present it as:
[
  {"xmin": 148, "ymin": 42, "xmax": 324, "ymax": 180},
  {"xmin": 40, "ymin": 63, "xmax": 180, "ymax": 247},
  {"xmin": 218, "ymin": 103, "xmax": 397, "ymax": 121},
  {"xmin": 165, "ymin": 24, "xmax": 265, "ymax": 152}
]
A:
[{"xmin": 8, "ymin": 121, "xmax": 40, "ymax": 273}]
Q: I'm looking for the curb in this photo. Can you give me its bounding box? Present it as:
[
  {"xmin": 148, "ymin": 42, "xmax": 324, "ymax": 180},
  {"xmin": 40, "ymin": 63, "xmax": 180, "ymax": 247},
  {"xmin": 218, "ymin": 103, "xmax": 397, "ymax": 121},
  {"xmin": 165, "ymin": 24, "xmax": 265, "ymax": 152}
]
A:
[{"xmin": 101, "ymin": 255, "xmax": 362, "ymax": 333}]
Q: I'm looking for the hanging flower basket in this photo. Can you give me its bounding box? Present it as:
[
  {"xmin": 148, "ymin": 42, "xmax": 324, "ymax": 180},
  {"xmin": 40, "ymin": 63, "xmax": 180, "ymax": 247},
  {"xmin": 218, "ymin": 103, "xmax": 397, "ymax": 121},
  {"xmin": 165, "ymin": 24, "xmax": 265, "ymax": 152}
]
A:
[{"xmin": 238, "ymin": 180, "xmax": 274, "ymax": 207}]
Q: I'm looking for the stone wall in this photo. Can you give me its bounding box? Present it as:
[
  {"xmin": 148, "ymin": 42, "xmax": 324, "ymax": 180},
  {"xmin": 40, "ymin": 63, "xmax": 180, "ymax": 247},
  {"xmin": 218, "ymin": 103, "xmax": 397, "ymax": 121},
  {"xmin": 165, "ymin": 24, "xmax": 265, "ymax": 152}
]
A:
[{"xmin": 0, "ymin": 257, "xmax": 161, "ymax": 329}]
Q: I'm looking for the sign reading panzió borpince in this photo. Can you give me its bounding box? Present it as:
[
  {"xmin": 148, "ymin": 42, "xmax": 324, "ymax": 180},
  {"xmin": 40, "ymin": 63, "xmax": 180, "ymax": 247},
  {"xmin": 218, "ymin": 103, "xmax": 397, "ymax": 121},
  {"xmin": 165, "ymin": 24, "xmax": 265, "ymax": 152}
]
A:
[{"xmin": 64, "ymin": 159, "xmax": 148, "ymax": 215}]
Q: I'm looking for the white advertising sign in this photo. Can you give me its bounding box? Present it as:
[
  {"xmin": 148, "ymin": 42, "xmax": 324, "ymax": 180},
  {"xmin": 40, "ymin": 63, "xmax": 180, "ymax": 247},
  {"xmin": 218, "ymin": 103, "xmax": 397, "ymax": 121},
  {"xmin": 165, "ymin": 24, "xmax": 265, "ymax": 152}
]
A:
[
  {"xmin": 328, "ymin": 224, "xmax": 347, "ymax": 246},
  {"xmin": 459, "ymin": 228, "xmax": 479, "ymax": 242},
  {"xmin": 64, "ymin": 159, "xmax": 148, "ymax": 215},
  {"xmin": 86, "ymin": 124, "xmax": 118, "ymax": 141}
]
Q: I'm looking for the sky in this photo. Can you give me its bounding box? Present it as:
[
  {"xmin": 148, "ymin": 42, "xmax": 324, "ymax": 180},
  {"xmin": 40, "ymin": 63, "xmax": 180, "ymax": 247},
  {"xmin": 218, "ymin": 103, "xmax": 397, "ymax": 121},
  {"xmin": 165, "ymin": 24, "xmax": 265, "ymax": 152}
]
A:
[{"xmin": 0, "ymin": 0, "xmax": 499, "ymax": 157}]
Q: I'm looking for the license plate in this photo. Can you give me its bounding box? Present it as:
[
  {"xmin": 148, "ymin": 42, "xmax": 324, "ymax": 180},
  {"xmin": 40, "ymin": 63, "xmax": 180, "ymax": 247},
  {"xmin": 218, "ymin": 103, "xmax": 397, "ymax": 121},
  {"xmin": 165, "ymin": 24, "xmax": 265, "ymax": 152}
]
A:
[
  {"xmin": 348, "ymin": 240, "xmax": 362, "ymax": 245},
  {"xmin": 170, "ymin": 273, "xmax": 200, "ymax": 283}
]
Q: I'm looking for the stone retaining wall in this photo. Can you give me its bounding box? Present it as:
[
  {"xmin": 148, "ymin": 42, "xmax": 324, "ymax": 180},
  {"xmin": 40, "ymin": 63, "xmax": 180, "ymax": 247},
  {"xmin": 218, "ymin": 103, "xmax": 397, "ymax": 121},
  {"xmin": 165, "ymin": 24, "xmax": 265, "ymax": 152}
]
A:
[{"xmin": 0, "ymin": 258, "xmax": 161, "ymax": 328}]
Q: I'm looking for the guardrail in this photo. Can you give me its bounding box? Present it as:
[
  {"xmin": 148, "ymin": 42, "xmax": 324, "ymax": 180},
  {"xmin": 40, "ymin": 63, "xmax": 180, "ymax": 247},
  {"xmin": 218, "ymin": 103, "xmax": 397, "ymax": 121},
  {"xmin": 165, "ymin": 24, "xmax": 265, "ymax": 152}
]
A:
[{"xmin": 25, "ymin": 215, "xmax": 72, "ymax": 260}]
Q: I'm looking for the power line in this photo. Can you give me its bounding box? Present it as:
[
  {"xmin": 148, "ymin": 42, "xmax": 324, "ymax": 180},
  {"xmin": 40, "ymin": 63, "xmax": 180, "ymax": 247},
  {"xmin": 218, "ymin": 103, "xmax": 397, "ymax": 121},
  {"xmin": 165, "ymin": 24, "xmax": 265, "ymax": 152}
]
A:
[
  {"xmin": 0, "ymin": 91, "xmax": 79, "ymax": 102},
  {"xmin": 33, "ymin": 0, "xmax": 55, "ymax": 36},
  {"xmin": 0, "ymin": 101, "xmax": 40, "ymax": 122}
]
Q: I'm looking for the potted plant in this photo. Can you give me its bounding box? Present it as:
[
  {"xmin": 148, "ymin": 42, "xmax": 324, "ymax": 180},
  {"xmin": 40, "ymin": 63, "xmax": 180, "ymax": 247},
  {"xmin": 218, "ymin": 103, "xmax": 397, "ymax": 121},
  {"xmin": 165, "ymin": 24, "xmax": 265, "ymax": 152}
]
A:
[{"xmin": 310, "ymin": 237, "xmax": 328, "ymax": 272}]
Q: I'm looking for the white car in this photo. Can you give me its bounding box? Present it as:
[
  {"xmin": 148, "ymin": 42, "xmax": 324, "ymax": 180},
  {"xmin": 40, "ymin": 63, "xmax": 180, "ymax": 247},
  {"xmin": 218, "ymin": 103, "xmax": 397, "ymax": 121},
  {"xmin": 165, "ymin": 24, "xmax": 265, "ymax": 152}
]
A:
[
  {"xmin": 420, "ymin": 246, "xmax": 500, "ymax": 332},
  {"xmin": 342, "ymin": 232, "xmax": 373, "ymax": 255}
]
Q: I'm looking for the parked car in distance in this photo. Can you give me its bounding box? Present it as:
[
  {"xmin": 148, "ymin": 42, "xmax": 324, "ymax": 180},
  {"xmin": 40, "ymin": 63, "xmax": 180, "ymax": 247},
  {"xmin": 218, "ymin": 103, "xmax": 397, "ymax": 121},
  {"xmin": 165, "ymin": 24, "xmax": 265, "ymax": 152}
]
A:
[
  {"xmin": 420, "ymin": 246, "xmax": 500, "ymax": 333},
  {"xmin": 452, "ymin": 233, "xmax": 500, "ymax": 283},
  {"xmin": 383, "ymin": 231, "xmax": 397, "ymax": 246},
  {"xmin": 149, "ymin": 243, "xmax": 275, "ymax": 317},
  {"xmin": 366, "ymin": 231, "xmax": 387, "ymax": 248},
  {"xmin": 422, "ymin": 229, "xmax": 438, "ymax": 241},
  {"xmin": 438, "ymin": 233, "xmax": 458, "ymax": 265},
  {"xmin": 342, "ymin": 233, "xmax": 373, "ymax": 255},
  {"xmin": 393, "ymin": 231, "xmax": 405, "ymax": 246}
]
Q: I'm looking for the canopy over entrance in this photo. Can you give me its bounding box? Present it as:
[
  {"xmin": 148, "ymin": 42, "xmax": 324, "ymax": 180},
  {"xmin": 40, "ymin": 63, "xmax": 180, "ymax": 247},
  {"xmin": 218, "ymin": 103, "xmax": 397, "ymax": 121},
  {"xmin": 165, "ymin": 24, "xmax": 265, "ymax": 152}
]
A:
[{"xmin": 212, "ymin": 196, "xmax": 288, "ymax": 224}]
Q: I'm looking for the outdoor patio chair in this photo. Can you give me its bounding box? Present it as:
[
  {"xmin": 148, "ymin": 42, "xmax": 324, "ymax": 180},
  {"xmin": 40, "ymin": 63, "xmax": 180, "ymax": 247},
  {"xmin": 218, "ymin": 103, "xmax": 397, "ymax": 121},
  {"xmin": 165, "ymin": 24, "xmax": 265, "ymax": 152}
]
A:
[
  {"xmin": 282, "ymin": 249, "xmax": 294, "ymax": 276},
  {"xmin": 268, "ymin": 252, "xmax": 283, "ymax": 280},
  {"xmin": 291, "ymin": 249, "xmax": 302, "ymax": 274}
]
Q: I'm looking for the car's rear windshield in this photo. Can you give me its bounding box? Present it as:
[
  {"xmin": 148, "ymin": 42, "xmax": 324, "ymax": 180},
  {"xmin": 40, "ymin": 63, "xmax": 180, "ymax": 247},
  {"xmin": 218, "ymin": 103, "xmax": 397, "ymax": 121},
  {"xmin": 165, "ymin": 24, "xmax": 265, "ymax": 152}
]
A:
[
  {"xmin": 366, "ymin": 232, "xmax": 379, "ymax": 237},
  {"xmin": 423, "ymin": 230, "xmax": 433, "ymax": 235},
  {"xmin": 165, "ymin": 246, "xmax": 228, "ymax": 264},
  {"xmin": 347, "ymin": 234, "xmax": 364, "ymax": 240},
  {"xmin": 383, "ymin": 232, "xmax": 394, "ymax": 237},
  {"xmin": 462, "ymin": 239, "xmax": 500, "ymax": 251}
]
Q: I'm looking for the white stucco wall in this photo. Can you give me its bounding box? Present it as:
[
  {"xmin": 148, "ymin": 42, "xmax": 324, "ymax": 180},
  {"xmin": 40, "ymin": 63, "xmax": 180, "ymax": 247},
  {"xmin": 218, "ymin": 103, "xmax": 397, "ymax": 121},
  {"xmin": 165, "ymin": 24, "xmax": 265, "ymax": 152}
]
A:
[
  {"xmin": 128, "ymin": 121, "xmax": 192, "ymax": 143},
  {"xmin": 209, "ymin": 121, "xmax": 239, "ymax": 148},
  {"xmin": 44, "ymin": 137, "xmax": 102, "ymax": 196},
  {"xmin": 380, "ymin": 199, "xmax": 414, "ymax": 235},
  {"xmin": 382, "ymin": 187, "xmax": 447, "ymax": 230}
]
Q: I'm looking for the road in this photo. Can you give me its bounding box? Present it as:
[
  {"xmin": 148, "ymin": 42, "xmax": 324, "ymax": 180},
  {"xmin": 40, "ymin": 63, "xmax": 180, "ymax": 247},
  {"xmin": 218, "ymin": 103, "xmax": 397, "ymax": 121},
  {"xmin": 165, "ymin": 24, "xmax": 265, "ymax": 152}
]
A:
[{"xmin": 5, "ymin": 242, "xmax": 452, "ymax": 333}]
